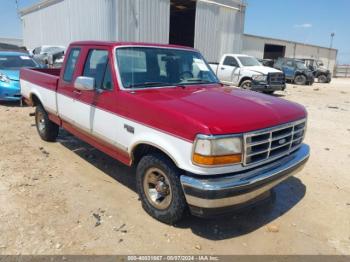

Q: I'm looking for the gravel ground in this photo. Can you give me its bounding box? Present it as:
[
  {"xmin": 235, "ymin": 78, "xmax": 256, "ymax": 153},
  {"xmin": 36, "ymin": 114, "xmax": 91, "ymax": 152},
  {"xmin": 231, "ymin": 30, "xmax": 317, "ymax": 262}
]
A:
[{"xmin": 0, "ymin": 78, "xmax": 349, "ymax": 255}]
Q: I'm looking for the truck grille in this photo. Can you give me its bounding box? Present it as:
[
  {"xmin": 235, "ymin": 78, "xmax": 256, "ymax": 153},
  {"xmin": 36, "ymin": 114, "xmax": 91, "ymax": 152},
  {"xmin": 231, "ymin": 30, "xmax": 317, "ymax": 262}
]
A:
[
  {"xmin": 268, "ymin": 73, "xmax": 285, "ymax": 85},
  {"xmin": 243, "ymin": 119, "xmax": 306, "ymax": 166}
]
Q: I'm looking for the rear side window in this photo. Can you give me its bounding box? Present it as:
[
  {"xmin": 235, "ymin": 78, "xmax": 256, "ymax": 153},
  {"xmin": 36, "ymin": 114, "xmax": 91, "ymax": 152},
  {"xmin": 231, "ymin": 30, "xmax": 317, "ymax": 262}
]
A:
[
  {"xmin": 223, "ymin": 56, "xmax": 239, "ymax": 67},
  {"xmin": 63, "ymin": 48, "xmax": 80, "ymax": 82},
  {"xmin": 83, "ymin": 49, "xmax": 109, "ymax": 89}
]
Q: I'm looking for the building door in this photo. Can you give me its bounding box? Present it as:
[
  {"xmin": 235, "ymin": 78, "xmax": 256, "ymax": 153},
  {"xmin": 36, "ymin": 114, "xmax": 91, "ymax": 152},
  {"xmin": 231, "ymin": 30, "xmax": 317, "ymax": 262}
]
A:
[
  {"xmin": 264, "ymin": 44, "xmax": 286, "ymax": 60},
  {"xmin": 169, "ymin": 0, "xmax": 196, "ymax": 47}
]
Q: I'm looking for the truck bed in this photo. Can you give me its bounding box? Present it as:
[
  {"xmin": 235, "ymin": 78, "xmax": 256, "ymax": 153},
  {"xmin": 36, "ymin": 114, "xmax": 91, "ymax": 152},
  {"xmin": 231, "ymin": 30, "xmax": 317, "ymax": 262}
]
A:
[{"xmin": 20, "ymin": 68, "xmax": 61, "ymax": 113}]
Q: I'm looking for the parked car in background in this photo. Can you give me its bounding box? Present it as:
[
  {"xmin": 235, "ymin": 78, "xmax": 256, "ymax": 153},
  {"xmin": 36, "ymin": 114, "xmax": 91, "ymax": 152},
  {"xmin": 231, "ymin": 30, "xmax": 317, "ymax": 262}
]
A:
[
  {"xmin": 31, "ymin": 45, "xmax": 65, "ymax": 68},
  {"xmin": 274, "ymin": 57, "xmax": 314, "ymax": 85},
  {"xmin": 0, "ymin": 51, "xmax": 41, "ymax": 102},
  {"xmin": 301, "ymin": 58, "xmax": 331, "ymax": 83},
  {"xmin": 210, "ymin": 54, "xmax": 285, "ymax": 94},
  {"xmin": 20, "ymin": 41, "xmax": 309, "ymax": 224}
]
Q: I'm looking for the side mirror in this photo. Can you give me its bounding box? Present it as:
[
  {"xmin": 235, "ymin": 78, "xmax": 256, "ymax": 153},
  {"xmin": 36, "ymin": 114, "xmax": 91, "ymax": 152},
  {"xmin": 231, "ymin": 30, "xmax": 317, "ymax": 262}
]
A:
[{"xmin": 74, "ymin": 76, "xmax": 95, "ymax": 91}]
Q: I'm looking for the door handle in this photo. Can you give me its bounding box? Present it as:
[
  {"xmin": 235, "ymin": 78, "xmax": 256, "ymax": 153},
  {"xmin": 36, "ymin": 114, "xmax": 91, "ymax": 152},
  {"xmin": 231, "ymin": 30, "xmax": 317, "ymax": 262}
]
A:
[
  {"xmin": 73, "ymin": 90, "xmax": 82, "ymax": 95},
  {"xmin": 221, "ymin": 67, "xmax": 225, "ymax": 70}
]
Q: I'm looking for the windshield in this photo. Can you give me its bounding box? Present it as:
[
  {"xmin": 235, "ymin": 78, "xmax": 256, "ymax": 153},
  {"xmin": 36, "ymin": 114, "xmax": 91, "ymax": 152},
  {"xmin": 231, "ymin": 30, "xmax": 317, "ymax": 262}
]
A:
[
  {"xmin": 296, "ymin": 61, "xmax": 307, "ymax": 70},
  {"xmin": 0, "ymin": 54, "xmax": 38, "ymax": 70},
  {"xmin": 116, "ymin": 47, "xmax": 218, "ymax": 89},
  {"xmin": 237, "ymin": 56, "xmax": 261, "ymax": 66}
]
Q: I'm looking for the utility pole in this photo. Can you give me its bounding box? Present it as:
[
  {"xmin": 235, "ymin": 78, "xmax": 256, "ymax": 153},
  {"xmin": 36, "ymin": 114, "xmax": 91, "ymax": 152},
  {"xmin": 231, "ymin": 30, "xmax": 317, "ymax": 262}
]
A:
[{"xmin": 328, "ymin": 32, "xmax": 335, "ymax": 70}]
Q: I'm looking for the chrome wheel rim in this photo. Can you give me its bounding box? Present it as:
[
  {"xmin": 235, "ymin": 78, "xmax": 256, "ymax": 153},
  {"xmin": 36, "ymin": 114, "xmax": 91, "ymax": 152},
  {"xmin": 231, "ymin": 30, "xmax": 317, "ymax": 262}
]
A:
[
  {"xmin": 143, "ymin": 167, "xmax": 172, "ymax": 210},
  {"xmin": 37, "ymin": 111, "xmax": 45, "ymax": 132}
]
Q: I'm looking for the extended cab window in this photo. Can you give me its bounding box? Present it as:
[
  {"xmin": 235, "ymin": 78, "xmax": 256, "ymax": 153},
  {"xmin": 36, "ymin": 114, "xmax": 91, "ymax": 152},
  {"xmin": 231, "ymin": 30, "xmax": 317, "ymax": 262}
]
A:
[
  {"xmin": 63, "ymin": 48, "xmax": 80, "ymax": 82},
  {"xmin": 83, "ymin": 49, "xmax": 109, "ymax": 89},
  {"xmin": 223, "ymin": 56, "xmax": 239, "ymax": 67}
]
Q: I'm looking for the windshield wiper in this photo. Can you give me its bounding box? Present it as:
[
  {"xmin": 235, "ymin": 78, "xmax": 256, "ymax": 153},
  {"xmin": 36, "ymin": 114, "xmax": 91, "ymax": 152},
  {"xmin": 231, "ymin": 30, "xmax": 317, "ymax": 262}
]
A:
[
  {"xmin": 127, "ymin": 82, "xmax": 188, "ymax": 89},
  {"xmin": 127, "ymin": 82, "xmax": 175, "ymax": 88},
  {"xmin": 180, "ymin": 79, "xmax": 216, "ymax": 84}
]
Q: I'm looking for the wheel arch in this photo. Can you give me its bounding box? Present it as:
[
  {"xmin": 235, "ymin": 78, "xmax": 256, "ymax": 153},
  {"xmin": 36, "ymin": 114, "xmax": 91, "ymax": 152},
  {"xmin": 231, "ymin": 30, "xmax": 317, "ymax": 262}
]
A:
[
  {"xmin": 29, "ymin": 91, "xmax": 43, "ymax": 107},
  {"xmin": 130, "ymin": 142, "xmax": 179, "ymax": 168}
]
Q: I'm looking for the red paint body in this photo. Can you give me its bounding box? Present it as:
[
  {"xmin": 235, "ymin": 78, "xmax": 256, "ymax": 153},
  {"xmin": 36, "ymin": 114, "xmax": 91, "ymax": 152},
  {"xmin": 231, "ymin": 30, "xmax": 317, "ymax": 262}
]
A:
[{"xmin": 21, "ymin": 41, "xmax": 307, "ymax": 143}]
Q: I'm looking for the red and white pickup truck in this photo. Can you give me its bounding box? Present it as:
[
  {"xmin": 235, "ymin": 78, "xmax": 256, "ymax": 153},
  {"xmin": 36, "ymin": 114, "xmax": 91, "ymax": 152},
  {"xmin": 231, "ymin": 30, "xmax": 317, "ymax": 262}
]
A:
[{"xmin": 20, "ymin": 41, "xmax": 310, "ymax": 224}]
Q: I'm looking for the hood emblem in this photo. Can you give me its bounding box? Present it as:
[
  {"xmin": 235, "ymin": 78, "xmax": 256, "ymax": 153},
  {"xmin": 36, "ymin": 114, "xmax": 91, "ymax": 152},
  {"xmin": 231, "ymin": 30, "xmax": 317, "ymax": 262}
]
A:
[{"xmin": 278, "ymin": 138, "xmax": 287, "ymax": 145}]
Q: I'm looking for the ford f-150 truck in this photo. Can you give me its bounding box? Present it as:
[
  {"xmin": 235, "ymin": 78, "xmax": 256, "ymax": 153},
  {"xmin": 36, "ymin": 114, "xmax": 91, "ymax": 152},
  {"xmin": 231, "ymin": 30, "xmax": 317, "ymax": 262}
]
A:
[
  {"xmin": 20, "ymin": 41, "xmax": 310, "ymax": 224},
  {"xmin": 209, "ymin": 54, "xmax": 286, "ymax": 94}
]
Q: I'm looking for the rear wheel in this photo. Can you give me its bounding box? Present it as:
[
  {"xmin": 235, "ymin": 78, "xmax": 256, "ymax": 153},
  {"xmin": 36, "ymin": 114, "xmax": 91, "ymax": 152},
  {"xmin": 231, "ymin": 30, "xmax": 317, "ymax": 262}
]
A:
[
  {"xmin": 294, "ymin": 75, "xmax": 307, "ymax": 85},
  {"xmin": 35, "ymin": 104, "xmax": 59, "ymax": 142},
  {"xmin": 136, "ymin": 153, "xmax": 187, "ymax": 224},
  {"xmin": 240, "ymin": 80, "xmax": 253, "ymax": 89},
  {"xmin": 318, "ymin": 74, "xmax": 328, "ymax": 83}
]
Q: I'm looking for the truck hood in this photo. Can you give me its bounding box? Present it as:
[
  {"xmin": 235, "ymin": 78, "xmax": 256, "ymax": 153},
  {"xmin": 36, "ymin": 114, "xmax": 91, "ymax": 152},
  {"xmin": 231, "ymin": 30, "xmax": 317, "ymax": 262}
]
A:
[
  {"xmin": 244, "ymin": 66, "xmax": 282, "ymax": 75},
  {"xmin": 131, "ymin": 84, "xmax": 306, "ymax": 140},
  {"xmin": 0, "ymin": 70, "xmax": 19, "ymax": 81}
]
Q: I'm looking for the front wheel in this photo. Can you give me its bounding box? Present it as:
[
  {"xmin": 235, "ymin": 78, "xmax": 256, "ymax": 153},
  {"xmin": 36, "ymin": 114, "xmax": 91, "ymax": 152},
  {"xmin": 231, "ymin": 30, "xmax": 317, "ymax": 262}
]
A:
[
  {"xmin": 136, "ymin": 153, "xmax": 187, "ymax": 224},
  {"xmin": 240, "ymin": 79, "xmax": 253, "ymax": 89},
  {"xmin": 318, "ymin": 74, "xmax": 328, "ymax": 83},
  {"xmin": 35, "ymin": 104, "xmax": 59, "ymax": 142},
  {"xmin": 294, "ymin": 75, "xmax": 307, "ymax": 85}
]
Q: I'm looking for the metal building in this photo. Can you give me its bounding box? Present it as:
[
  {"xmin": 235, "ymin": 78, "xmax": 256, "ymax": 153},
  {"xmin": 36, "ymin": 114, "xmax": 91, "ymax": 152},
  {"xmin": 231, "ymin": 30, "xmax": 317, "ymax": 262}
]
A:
[
  {"xmin": 0, "ymin": 37, "xmax": 23, "ymax": 47},
  {"xmin": 20, "ymin": 0, "xmax": 245, "ymax": 62},
  {"xmin": 242, "ymin": 34, "xmax": 338, "ymax": 72}
]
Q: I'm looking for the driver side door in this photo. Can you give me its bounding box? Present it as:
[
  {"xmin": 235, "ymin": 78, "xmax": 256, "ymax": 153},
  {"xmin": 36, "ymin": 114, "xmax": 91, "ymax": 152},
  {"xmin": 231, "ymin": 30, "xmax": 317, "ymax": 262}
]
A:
[
  {"xmin": 282, "ymin": 60, "xmax": 295, "ymax": 80},
  {"xmin": 217, "ymin": 56, "xmax": 240, "ymax": 85}
]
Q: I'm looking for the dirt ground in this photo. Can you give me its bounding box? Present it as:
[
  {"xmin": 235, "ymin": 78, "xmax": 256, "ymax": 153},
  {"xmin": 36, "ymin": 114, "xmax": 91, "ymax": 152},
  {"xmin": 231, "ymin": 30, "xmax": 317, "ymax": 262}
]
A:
[{"xmin": 0, "ymin": 78, "xmax": 349, "ymax": 255}]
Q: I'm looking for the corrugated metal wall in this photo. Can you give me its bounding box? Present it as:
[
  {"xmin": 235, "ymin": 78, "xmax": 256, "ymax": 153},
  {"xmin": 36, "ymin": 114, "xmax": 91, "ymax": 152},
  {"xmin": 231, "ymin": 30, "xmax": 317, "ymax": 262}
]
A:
[
  {"xmin": 22, "ymin": 0, "xmax": 116, "ymax": 48},
  {"xmin": 21, "ymin": 0, "xmax": 244, "ymax": 60},
  {"xmin": 194, "ymin": 0, "xmax": 244, "ymax": 62},
  {"xmin": 22, "ymin": 0, "xmax": 170, "ymax": 49},
  {"xmin": 116, "ymin": 0, "xmax": 170, "ymax": 43}
]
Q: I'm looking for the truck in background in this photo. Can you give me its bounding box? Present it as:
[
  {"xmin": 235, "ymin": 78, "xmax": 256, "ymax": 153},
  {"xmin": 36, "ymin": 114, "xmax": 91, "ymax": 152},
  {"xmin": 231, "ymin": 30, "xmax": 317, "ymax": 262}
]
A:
[
  {"xmin": 209, "ymin": 54, "xmax": 286, "ymax": 94},
  {"xmin": 301, "ymin": 58, "xmax": 332, "ymax": 83},
  {"xmin": 274, "ymin": 58, "xmax": 315, "ymax": 85}
]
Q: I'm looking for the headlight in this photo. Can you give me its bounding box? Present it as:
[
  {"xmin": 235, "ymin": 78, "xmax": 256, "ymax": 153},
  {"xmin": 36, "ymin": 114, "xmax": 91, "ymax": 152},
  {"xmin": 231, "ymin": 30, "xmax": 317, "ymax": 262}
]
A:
[
  {"xmin": 193, "ymin": 135, "xmax": 242, "ymax": 166},
  {"xmin": 0, "ymin": 73, "xmax": 10, "ymax": 83},
  {"xmin": 252, "ymin": 74, "xmax": 267, "ymax": 82}
]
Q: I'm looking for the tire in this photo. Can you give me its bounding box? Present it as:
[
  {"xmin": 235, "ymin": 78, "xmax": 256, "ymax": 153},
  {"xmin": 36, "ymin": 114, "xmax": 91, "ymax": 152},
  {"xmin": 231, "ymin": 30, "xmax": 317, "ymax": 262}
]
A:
[
  {"xmin": 35, "ymin": 104, "xmax": 59, "ymax": 142},
  {"xmin": 136, "ymin": 153, "xmax": 187, "ymax": 224},
  {"xmin": 264, "ymin": 91, "xmax": 275, "ymax": 95},
  {"xmin": 240, "ymin": 79, "xmax": 253, "ymax": 89},
  {"xmin": 318, "ymin": 74, "xmax": 328, "ymax": 83},
  {"xmin": 294, "ymin": 75, "xmax": 307, "ymax": 85}
]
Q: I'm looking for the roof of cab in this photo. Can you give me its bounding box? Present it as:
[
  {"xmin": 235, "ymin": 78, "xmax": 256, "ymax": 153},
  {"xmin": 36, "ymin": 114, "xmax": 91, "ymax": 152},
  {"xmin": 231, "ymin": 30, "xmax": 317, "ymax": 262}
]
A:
[{"xmin": 70, "ymin": 41, "xmax": 196, "ymax": 51}]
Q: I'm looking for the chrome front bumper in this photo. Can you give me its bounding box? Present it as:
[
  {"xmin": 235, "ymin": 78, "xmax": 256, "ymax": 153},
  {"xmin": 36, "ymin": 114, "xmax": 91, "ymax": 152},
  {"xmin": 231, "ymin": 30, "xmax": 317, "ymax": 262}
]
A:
[{"xmin": 180, "ymin": 144, "xmax": 310, "ymax": 215}]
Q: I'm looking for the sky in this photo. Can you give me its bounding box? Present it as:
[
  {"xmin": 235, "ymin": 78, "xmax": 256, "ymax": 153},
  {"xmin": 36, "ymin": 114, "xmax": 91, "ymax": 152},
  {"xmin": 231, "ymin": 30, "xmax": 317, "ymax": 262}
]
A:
[
  {"xmin": 244, "ymin": 0, "xmax": 350, "ymax": 64},
  {"xmin": 0, "ymin": 0, "xmax": 349, "ymax": 64}
]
